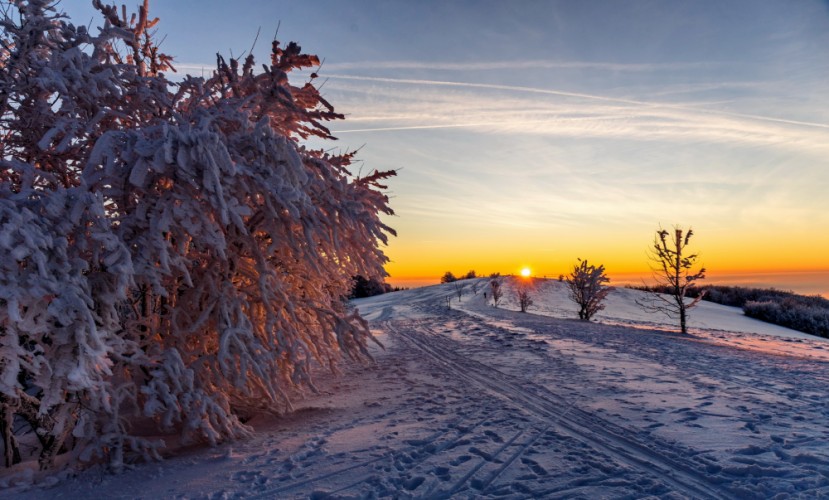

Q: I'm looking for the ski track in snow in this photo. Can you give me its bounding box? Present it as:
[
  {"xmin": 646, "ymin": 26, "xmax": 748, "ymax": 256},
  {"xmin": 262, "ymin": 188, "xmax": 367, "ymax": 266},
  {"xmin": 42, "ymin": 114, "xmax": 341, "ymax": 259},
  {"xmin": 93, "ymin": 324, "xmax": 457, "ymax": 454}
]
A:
[
  {"xmin": 391, "ymin": 321, "xmax": 727, "ymax": 498},
  {"xmin": 8, "ymin": 278, "xmax": 829, "ymax": 498}
]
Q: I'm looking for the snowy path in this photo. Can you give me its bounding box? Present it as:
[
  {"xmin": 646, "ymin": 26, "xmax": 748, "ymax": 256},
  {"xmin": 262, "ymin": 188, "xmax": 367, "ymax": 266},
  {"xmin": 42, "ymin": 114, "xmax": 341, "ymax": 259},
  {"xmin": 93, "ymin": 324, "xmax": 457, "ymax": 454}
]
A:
[
  {"xmin": 11, "ymin": 282, "xmax": 829, "ymax": 498},
  {"xmin": 391, "ymin": 320, "xmax": 729, "ymax": 498}
]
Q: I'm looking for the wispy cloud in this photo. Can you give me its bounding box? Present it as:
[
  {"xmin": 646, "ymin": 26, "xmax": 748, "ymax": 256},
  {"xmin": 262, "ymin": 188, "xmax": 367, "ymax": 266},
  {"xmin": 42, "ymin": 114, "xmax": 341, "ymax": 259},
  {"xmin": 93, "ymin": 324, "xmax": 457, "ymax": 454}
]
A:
[
  {"xmin": 323, "ymin": 60, "xmax": 720, "ymax": 73},
  {"xmin": 326, "ymin": 74, "xmax": 829, "ymax": 132},
  {"xmin": 170, "ymin": 65, "xmax": 828, "ymax": 134},
  {"xmin": 326, "ymin": 74, "xmax": 652, "ymax": 106},
  {"xmin": 334, "ymin": 123, "xmax": 498, "ymax": 134},
  {"xmin": 324, "ymin": 76, "xmax": 829, "ymax": 157}
]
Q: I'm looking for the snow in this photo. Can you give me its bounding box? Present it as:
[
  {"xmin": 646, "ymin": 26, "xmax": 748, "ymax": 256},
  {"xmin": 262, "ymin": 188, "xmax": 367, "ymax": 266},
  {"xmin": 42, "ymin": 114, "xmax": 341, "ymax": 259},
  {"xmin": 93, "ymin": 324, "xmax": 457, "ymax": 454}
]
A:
[{"xmin": 6, "ymin": 277, "xmax": 829, "ymax": 498}]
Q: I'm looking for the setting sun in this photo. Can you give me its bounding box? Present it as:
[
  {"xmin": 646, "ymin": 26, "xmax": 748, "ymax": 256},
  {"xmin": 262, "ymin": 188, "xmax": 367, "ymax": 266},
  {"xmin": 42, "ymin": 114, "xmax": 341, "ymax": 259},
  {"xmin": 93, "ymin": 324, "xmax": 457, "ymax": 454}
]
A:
[{"xmin": 520, "ymin": 267, "xmax": 532, "ymax": 277}]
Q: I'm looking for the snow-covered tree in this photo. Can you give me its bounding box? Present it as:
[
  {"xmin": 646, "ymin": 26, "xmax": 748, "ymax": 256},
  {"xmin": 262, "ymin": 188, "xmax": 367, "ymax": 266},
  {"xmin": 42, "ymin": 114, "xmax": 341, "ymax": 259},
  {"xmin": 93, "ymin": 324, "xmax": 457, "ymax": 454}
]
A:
[
  {"xmin": 516, "ymin": 286, "xmax": 533, "ymax": 313},
  {"xmin": 490, "ymin": 278, "xmax": 503, "ymax": 307},
  {"xmin": 638, "ymin": 227, "xmax": 705, "ymax": 333},
  {"xmin": 0, "ymin": 0, "xmax": 394, "ymax": 470},
  {"xmin": 565, "ymin": 259, "xmax": 612, "ymax": 321}
]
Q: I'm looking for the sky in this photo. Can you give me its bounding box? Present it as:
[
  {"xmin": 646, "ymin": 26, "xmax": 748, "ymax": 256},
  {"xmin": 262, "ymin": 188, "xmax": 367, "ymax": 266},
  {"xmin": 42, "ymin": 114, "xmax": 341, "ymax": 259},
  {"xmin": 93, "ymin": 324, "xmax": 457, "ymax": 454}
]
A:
[{"xmin": 59, "ymin": 1, "xmax": 829, "ymax": 287}]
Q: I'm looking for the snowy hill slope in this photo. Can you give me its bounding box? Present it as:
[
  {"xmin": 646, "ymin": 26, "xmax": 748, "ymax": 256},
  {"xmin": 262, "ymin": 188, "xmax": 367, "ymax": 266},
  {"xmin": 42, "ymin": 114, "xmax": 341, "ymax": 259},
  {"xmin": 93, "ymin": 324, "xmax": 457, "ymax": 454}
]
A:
[
  {"xmin": 8, "ymin": 278, "xmax": 829, "ymax": 498},
  {"xmin": 465, "ymin": 276, "xmax": 820, "ymax": 341},
  {"xmin": 489, "ymin": 277, "xmax": 829, "ymax": 359}
]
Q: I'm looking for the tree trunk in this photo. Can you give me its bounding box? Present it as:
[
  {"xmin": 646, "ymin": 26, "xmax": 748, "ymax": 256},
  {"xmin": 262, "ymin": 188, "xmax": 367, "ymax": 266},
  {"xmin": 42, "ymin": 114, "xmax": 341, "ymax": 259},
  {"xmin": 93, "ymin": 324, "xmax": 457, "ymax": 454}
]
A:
[
  {"xmin": 675, "ymin": 229, "xmax": 686, "ymax": 333},
  {"xmin": 1, "ymin": 398, "xmax": 21, "ymax": 467}
]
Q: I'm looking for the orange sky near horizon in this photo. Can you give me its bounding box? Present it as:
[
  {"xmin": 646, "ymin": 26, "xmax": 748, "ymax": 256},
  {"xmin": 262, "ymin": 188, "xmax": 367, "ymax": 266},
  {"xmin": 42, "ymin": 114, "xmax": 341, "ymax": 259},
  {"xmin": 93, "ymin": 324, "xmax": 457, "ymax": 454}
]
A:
[{"xmin": 382, "ymin": 221, "xmax": 829, "ymax": 284}]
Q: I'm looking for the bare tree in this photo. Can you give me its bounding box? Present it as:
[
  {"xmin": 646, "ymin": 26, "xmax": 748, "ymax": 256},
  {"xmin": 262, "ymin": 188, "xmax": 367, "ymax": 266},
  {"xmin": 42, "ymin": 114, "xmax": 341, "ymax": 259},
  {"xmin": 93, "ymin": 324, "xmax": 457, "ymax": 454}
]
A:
[
  {"xmin": 490, "ymin": 278, "xmax": 503, "ymax": 307},
  {"xmin": 517, "ymin": 286, "xmax": 534, "ymax": 313},
  {"xmin": 638, "ymin": 227, "xmax": 706, "ymax": 333},
  {"xmin": 452, "ymin": 281, "xmax": 466, "ymax": 301},
  {"xmin": 566, "ymin": 259, "xmax": 612, "ymax": 320}
]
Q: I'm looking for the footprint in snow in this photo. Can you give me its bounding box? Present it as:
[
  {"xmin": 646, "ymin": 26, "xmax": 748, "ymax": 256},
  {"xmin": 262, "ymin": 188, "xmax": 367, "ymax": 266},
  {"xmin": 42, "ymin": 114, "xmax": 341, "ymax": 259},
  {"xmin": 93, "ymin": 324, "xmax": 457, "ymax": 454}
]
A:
[
  {"xmin": 402, "ymin": 476, "xmax": 425, "ymax": 491},
  {"xmin": 521, "ymin": 457, "xmax": 548, "ymax": 476},
  {"xmin": 484, "ymin": 430, "xmax": 504, "ymax": 443},
  {"xmin": 232, "ymin": 470, "xmax": 267, "ymax": 485},
  {"xmin": 433, "ymin": 466, "xmax": 451, "ymax": 481}
]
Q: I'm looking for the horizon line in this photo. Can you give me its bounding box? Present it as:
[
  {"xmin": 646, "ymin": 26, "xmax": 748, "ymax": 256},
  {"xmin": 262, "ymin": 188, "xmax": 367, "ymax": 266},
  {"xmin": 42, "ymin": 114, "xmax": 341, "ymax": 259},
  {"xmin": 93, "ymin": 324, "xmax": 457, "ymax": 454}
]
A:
[{"xmin": 387, "ymin": 268, "xmax": 829, "ymax": 281}]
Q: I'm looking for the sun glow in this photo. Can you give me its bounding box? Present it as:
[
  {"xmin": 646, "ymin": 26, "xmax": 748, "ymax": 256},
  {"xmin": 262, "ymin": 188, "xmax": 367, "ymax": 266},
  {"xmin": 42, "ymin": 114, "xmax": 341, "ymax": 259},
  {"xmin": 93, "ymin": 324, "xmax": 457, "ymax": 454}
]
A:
[{"xmin": 520, "ymin": 267, "xmax": 532, "ymax": 277}]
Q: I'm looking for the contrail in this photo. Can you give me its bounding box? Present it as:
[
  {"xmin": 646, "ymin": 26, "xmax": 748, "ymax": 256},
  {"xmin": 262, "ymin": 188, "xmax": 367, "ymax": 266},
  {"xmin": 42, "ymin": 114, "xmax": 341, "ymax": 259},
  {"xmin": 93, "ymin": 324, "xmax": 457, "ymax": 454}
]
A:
[
  {"xmin": 326, "ymin": 74, "xmax": 648, "ymax": 106},
  {"xmin": 336, "ymin": 122, "xmax": 496, "ymax": 134},
  {"xmin": 323, "ymin": 59, "xmax": 715, "ymax": 73},
  {"xmin": 325, "ymin": 74, "xmax": 829, "ymax": 130}
]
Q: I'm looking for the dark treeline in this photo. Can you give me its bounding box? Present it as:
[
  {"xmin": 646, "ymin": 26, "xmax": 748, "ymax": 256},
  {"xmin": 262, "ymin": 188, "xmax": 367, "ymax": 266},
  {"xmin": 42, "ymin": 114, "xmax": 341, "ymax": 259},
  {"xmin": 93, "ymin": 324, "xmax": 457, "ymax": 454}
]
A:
[
  {"xmin": 440, "ymin": 270, "xmax": 478, "ymax": 283},
  {"xmin": 630, "ymin": 285, "xmax": 829, "ymax": 339},
  {"xmin": 350, "ymin": 275, "xmax": 394, "ymax": 298}
]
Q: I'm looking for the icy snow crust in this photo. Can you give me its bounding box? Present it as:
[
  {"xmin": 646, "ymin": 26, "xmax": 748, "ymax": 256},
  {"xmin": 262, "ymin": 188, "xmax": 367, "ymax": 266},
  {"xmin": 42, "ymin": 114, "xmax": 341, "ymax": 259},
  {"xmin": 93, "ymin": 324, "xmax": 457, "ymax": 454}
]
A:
[{"xmin": 8, "ymin": 278, "xmax": 829, "ymax": 498}]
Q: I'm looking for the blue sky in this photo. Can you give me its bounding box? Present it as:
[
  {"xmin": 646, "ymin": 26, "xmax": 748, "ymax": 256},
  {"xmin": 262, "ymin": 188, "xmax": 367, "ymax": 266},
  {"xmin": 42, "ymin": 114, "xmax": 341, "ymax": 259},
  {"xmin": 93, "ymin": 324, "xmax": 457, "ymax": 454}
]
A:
[{"xmin": 60, "ymin": 1, "xmax": 829, "ymax": 281}]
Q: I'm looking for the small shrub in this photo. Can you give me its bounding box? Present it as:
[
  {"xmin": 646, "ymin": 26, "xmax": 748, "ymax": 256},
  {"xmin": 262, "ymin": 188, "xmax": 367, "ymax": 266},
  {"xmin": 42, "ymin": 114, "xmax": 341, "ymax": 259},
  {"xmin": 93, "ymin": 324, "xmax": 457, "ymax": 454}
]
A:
[{"xmin": 441, "ymin": 271, "xmax": 458, "ymax": 283}]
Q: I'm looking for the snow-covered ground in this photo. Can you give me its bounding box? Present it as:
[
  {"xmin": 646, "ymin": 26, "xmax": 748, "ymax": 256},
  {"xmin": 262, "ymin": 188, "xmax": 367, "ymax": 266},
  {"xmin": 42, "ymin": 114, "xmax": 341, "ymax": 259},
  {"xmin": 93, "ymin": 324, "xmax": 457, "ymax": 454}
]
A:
[{"xmin": 7, "ymin": 278, "xmax": 829, "ymax": 498}]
